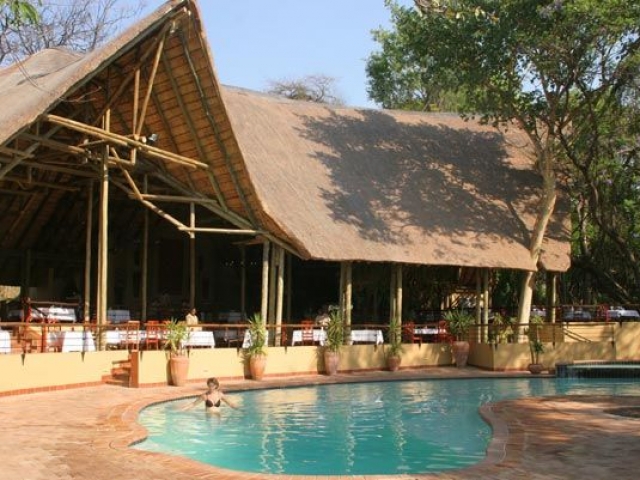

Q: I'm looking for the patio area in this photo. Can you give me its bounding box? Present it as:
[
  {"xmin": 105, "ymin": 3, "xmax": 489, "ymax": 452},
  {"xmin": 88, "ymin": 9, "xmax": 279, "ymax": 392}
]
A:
[{"xmin": 1, "ymin": 368, "xmax": 639, "ymax": 479}]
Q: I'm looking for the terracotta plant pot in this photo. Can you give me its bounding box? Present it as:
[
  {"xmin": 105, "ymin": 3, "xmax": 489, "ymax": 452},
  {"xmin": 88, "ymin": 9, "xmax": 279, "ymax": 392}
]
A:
[
  {"xmin": 324, "ymin": 350, "xmax": 340, "ymax": 376},
  {"xmin": 169, "ymin": 355, "xmax": 189, "ymax": 386},
  {"xmin": 249, "ymin": 354, "xmax": 267, "ymax": 380},
  {"xmin": 387, "ymin": 355, "xmax": 402, "ymax": 372},
  {"xmin": 528, "ymin": 363, "xmax": 545, "ymax": 375},
  {"xmin": 452, "ymin": 340, "xmax": 470, "ymax": 368}
]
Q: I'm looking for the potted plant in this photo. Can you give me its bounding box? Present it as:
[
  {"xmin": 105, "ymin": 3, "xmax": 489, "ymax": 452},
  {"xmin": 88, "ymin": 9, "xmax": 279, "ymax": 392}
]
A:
[
  {"xmin": 527, "ymin": 315, "xmax": 545, "ymax": 374},
  {"xmin": 164, "ymin": 319, "xmax": 190, "ymax": 386},
  {"xmin": 386, "ymin": 316, "xmax": 403, "ymax": 372},
  {"xmin": 323, "ymin": 309, "xmax": 344, "ymax": 375},
  {"xmin": 244, "ymin": 313, "xmax": 267, "ymax": 380},
  {"xmin": 443, "ymin": 309, "xmax": 474, "ymax": 368}
]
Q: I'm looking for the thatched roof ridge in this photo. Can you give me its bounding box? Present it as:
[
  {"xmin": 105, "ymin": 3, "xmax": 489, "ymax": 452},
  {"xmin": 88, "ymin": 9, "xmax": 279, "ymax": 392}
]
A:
[{"xmin": 221, "ymin": 86, "xmax": 571, "ymax": 271}]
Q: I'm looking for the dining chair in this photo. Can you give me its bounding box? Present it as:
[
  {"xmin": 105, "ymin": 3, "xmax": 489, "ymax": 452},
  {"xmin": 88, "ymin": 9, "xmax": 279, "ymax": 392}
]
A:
[
  {"xmin": 124, "ymin": 320, "xmax": 141, "ymax": 351},
  {"xmin": 401, "ymin": 321, "xmax": 422, "ymax": 346},
  {"xmin": 301, "ymin": 319, "xmax": 315, "ymax": 345},
  {"xmin": 145, "ymin": 320, "xmax": 162, "ymax": 350}
]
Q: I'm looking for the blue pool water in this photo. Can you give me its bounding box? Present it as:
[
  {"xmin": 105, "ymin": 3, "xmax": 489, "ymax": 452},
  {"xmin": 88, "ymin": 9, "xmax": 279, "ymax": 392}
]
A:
[{"xmin": 135, "ymin": 377, "xmax": 640, "ymax": 475}]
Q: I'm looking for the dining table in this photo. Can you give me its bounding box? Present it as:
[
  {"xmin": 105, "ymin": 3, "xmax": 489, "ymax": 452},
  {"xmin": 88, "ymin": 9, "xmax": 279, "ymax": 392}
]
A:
[
  {"xmin": 607, "ymin": 308, "xmax": 640, "ymax": 320},
  {"xmin": 49, "ymin": 330, "xmax": 96, "ymax": 353},
  {"xmin": 291, "ymin": 328, "xmax": 326, "ymax": 346},
  {"xmin": 182, "ymin": 331, "xmax": 215, "ymax": 348},
  {"xmin": 0, "ymin": 330, "xmax": 11, "ymax": 354},
  {"xmin": 349, "ymin": 329, "xmax": 384, "ymax": 345}
]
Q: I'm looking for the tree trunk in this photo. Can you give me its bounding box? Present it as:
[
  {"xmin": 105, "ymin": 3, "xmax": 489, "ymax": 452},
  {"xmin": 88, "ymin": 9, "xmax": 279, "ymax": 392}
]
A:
[{"xmin": 517, "ymin": 151, "xmax": 557, "ymax": 326}]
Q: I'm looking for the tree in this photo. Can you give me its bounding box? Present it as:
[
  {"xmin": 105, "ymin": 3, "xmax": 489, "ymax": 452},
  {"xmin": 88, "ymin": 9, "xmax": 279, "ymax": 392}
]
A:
[
  {"xmin": 0, "ymin": 0, "xmax": 38, "ymax": 29},
  {"xmin": 374, "ymin": 0, "xmax": 640, "ymax": 322},
  {"xmin": 266, "ymin": 74, "xmax": 345, "ymax": 105},
  {"xmin": 366, "ymin": 2, "xmax": 464, "ymax": 111},
  {"xmin": 0, "ymin": 0, "xmax": 145, "ymax": 66}
]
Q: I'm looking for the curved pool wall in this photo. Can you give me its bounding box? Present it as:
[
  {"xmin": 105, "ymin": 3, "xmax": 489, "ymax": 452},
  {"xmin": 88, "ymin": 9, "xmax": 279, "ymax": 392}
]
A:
[
  {"xmin": 135, "ymin": 377, "xmax": 640, "ymax": 476},
  {"xmin": 556, "ymin": 361, "xmax": 640, "ymax": 378}
]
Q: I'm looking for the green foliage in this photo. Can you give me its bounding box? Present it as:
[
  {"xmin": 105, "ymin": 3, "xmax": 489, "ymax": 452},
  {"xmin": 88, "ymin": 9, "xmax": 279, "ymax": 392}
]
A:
[
  {"xmin": 386, "ymin": 315, "xmax": 404, "ymax": 357},
  {"xmin": 527, "ymin": 315, "xmax": 545, "ymax": 364},
  {"xmin": 244, "ymin": 313, "xmax": 267, "ymax": 358},
  {"xmin": 164, "ymin": 320, "xmax": 189, "ymax": 356},
  {"xmin": 324, "ymin": 309, "xmax": 344, "ymax": 353},
  {"xmin": 0, "ymin": 0, "xmax": 39, "ymax": 27},
  {"xmin": 490, "ymin": 312, "xmax": 515, "ymax": 344},
  {"xmin": 443, "ymin": 309, "xmax": 474, "ymax": 341}
]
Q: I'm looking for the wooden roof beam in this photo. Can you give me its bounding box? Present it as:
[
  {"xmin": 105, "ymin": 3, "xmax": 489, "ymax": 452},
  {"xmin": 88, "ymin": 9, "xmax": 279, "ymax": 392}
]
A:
[{"xmin": 42, "ymin": 114, "xmax": 208, "ymax": 169}]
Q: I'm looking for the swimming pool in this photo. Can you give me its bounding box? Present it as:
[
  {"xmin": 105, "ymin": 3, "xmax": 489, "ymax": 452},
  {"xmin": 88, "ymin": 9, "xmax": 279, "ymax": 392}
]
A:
[{"xmin": 135, "ymin": 377, "xmax": 640, "ymax": 476}]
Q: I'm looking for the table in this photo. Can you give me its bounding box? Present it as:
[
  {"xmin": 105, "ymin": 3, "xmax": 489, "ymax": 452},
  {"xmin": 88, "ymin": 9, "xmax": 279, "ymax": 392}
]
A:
[
  {"xmin": 0, "ymin": 330, "xmax": 10, "ymax": 354},
  {"xmin": 105, "ymin": 330, "xmax": 146, "ymax": 347},
  {"xmin": 9, "ymin": 306, "xmax": 77, "ymax": 322},
  {"xmin": 291, "ymin": 328, "xmax": 326, "ymax": 346},
  {"xmin": 563, "ymin": 310, "xmax": 592, "ymax": 321},
  {"xmin": 242, "ymin": 330, "xmax": 269, "ymax": 349},
  {"xmin": 107, "ymin": 309, "xmax": 131, "ymax": 324},
  {"xmin": 349, "ymin": 329, "xmax": 383, "ymax": 345},
  {"xmin": 50, "ymin": 331, "xmax": 96, "ymax": 353},
  {"xmin": 213, "ymin": 328, "xmax": 243, "ymax": 345},
  {"xmin": 607, "ymin": 309, "xmax": 640, "ymax": 320},
  {"xmin": 414, "ymin": 327, "xmax": 439, "ymax": 336},
  {"xmin": 183, "ymin": 331, "xmax": 215, "ymax": 348}
]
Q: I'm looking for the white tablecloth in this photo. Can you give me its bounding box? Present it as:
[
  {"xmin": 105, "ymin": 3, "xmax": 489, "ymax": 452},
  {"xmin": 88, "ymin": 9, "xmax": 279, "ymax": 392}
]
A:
[
  {"xmin": 350, "ymin": 329, "xmax": 384, "ymax": 345},
  {"xmin": 107, "ymin": 309, "xmax": 131, "ymax": 324},
  {"xmin": 0, "ymin": 330, "xmax": 10, "ymax": 354},
  {"xmin": 49, "ymin": 331, "xmax": 95, "ymax": 353},
  {"xmin": 414, "ymin": 327, "xmax": 439, "ymax": 336},
  {"xmin": 183, "ymin": 331, "xmax": 215, "ymax": 348},
  {"xmin": 563, "ymin": 310, "xmax": 592, "ymax": 321},
  {"xmin": 291, "ymin": 328, "xmax": 326, "ymax": 346},
  {"xmin": 105, "ymin": 330, "xmax": 146, "ymax": 346},
  {"xmin": 10, "ymin": 306, "xmax": 77, "ymax": 322},
  {"xmin": 242, "ymin": 330, "xmax": 269, "ymax": 349},
  {"xmin": 607, "ymin": 309, "xmax": 640, "ymax": 319}
]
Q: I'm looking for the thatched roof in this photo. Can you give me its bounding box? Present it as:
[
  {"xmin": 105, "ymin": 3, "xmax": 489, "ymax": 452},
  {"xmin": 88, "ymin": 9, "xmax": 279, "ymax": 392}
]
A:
[
  {"xmin": 0, "ymin": 0, "xmax": 570, "ymax": 278},
  {"xmin": 222, "ymin": 87, "xmax": 570, "ymax": 271}
]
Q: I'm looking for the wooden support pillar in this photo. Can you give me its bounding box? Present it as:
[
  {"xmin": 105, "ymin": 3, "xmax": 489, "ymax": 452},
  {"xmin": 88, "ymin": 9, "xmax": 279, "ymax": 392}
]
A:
[
  {"xmin": 268, "ymin": 244, "xmax": 277, "ymax": 326},
  {"xmin": 482, "ymin": 268, "xmax": 490, "ymax": 343},
  {"xmin": 240, "ymin": 245, "xmax": 246, "ymax": 319},
  {"xmin": 475, "ymin": 269, "xmax": 482, "ymax": 342},
  {"xmin": 260, "ymin": 240, "xmax": 270, "ymax": 322},
  {"xmin": 83, "ymin": 181, "xmax": 93, "ymax": 322},
  {"xmin": 189, "ymin": 202, "xmax": 196, "ymax": 309},
  {"xmin": 21, "ymin": 249, "xmax": 31, "ymax": 299},
  {"xmin": 140, "ymin": 176, "xmax": 149, "ymax": 322},
  {"xmin": 389, "ymin": 265, "xmax": 397, "ymax": 323},
  {"xmin": 286, "ymin": 252, "xmax": 292, "ymax": 322},
  {"xmin": 345, "ymin": 261, "xmax": 352, "ymax": 329},
  {"xmin": 547, "ymin": 271, "xmax": 557, "ymax": 323},
  {"xmin": 96, "ymin": 110, "xmax": 110, "ymax": 333},
  {"xmin": 275, "ymin": 246, "xmax": 285, "ymax": 346},
  {"xmin": 396, "ymin": 264, "xmax": 403, "ymax": 325}
]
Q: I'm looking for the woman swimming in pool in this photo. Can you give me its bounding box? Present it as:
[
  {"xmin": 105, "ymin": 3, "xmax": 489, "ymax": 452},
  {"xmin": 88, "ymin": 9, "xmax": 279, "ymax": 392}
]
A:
[{"xmin": 182, "ymin": 377, "xmax": 238, "ymax": 413}]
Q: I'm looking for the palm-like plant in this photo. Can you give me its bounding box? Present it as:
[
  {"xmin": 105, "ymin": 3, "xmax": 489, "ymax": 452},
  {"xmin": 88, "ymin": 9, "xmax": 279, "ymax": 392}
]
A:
[
  {"xmin": 244, "ymin": 313, "xmax": 267, "ymax": 358},
  {"xmin": 164, "ymin": 320, "xmax": 189, "ymax": 356},
  {"xmin": 324, "ymin": 309, "xmax": 344, "ymax": 352}
]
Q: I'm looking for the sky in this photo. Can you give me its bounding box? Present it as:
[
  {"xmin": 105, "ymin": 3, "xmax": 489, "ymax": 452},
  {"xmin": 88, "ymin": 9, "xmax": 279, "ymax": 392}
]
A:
[{"xmin": 144, "ymin": 0, "xmax": 413, "ymax": 108}]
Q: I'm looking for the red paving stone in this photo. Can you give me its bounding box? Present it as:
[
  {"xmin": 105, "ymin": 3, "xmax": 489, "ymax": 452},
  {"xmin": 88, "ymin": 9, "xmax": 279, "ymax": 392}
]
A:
[{"xmin": 1, "ymin": 368, "xmax": 639, "ymax": 479}]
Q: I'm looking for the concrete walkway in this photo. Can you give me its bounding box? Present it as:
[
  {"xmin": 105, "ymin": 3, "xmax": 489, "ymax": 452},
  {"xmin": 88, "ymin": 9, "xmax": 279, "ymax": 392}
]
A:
[{"xmin": 1, "ymin": 368, "xmax": 639, "ymax": 479}]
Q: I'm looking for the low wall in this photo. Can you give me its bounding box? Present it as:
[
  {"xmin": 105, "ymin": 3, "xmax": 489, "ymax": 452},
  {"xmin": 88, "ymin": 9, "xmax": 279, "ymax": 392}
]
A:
[
  {"xmin": 0, "ymin": 350, "xmax": 129, "ymax": 395},
  {"xmin": 2, "ymin": 323, "xmax": 639, "ymax": 396}
]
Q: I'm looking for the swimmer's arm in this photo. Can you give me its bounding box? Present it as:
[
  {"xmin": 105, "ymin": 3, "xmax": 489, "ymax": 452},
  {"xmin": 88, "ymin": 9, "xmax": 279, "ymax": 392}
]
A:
[
  {"xmin": 180, "ymin": 394, "xmax": 204, "ymax": 411},
  {"xmin": 221, "ymin": 394, "xmax": 239, "ymax": 409}
]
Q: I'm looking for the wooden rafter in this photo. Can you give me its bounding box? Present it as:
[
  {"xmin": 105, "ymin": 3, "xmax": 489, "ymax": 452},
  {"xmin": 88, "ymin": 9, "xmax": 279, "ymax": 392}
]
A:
[
  {"xmin": 179, "ymin": 29, "xmax": 257, "ymax": 225},
  {"xmin": 42, "ymin": 114, "xmax": 208, "ymax": 169}
]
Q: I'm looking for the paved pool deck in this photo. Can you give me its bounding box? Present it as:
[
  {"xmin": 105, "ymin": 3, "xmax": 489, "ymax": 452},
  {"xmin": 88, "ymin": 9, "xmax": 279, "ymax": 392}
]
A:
[{"xmin": 1, "ymin": 367, "xmax": 639, "ymax": 479}]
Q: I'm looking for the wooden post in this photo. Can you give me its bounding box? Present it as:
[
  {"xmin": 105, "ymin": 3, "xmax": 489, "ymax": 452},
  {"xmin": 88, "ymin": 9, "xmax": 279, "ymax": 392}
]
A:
[
  {"xmin": 83, "ymin": 181, "xmax": 93, "ymax": 322},
  {"xmin": 268, "ymin": 244, "xmax": 277, "ymax": 330},
  {"xmin": 475, "ymin": 269, "xmax": 482, "ymax": 342},
  {"xmin": 339, "ymin": 262, "xmax": 345, "ymax": 317},
  {"xmin": 189, "ymin": 202, "xmax": 196, "ymax": 309},
  {"xmin": 345, "ymin": 261, "xmax": 352, "ymax": 328},
  {"xmin": 396, "ymin": 264, "xmax": 403, "ymax": 325},
  {"xmin": 21, "ymin": 249, "xmax": 31, "ymax": 300},
  {"xmin": 547, "ymin": 271, "xmax": 557, "ymax": 323},
  {"xmin": 260, "ymin": 240, "xmax": 270, "ymax": 322},
  {"xmin": 240, "ymin": 245, "xmax": 246, "ymax": 319},
  {"xmin": 96, "ymin": 110, "xmax": 110, "ymax": 338},
  {"xmin": 286, "ymin": 252, "xmax": 292, "ymax": 322},
  {"xmin": 389, "ymin": 265, "xmax": 396, "ymax": 323},
  {"xmin": 275, "ymin": 246, "xmax": 285, "ymax": 346},
  {"xmin": 482, "ymin": 269, "xmax": 490, "ymax": 343},
  {"xmin": 141, "ymin": 176, "xmax": 149, "ymax": 321}
]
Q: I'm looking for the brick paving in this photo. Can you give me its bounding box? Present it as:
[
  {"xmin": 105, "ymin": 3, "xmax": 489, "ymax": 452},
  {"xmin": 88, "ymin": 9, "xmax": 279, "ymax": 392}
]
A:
[{"xmin": 1, "ymin": 368, "xmax": 639, "ymax": 479}]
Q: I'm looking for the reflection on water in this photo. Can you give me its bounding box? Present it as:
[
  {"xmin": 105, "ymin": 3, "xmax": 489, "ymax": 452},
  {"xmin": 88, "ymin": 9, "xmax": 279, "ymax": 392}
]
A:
[{"xmin": 136, "ymin": 377, "xmax": 640, "ymax": 475}]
